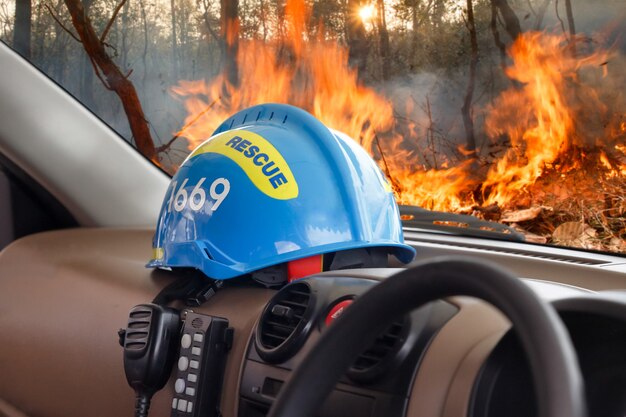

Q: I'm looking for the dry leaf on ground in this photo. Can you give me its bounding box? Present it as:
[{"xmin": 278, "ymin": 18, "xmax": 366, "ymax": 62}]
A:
[
  {"xmin": 500, "ymin": 206, "xmax": 552, "ymax": 223},
  {"xmin": 510, "ymin": 223, "xmax": 549, "ymax": 244},
  {"xmin": 552, "ymin": 222, "xmax": 600, "ymax": 250}
]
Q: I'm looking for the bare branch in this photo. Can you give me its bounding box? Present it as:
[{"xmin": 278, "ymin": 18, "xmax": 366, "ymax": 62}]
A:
[
  {"xmin": 88, "ymin": 55, "xmax": 113, "ymax": 90},
  {"xmin": 157, "ymin": 96, "xmax": 222, "ymax": 154},
  {"xmin": 462, "ymin": 0, "xmax": 479, "ymax": 155},
  {"xmin": 534, "ymin": 0, "xmax": 551, "ymax": 30},
  {"xmin": 45, "ymin": 2, "xmax": 81, "ymax": 42},
  {"xmin": 425, "ymin": 95, "xmax": 438, "ymax": 169},
  {"xmin": 491, "ymin": 0, "xmax": 521, "ymax": 40},
  {"xmin": 100, "ymin": 0, "xmax": 129, "ymax": 43},
  {"xmin": 101, "ymin": 40, "xmax": 119, "ymax": 59},
  {"xmin": 63, "ymin": 0, "xmax": 157, "ymax": 161},
  {"xmin": 374, "ymin": 133, "xmax": 401, "ymax": 193},
  {"xmin": 200, "ymin": 0, "xmax": 222, "ymax": 44},
  {"xmin": 490, "ymin": 0, "xmax": 507, "ymax": 71},
  {"xmin": 525, "ymin": 0, "xmax": 537, "ymax": 17},
  {"xmin": 554, "ymin": 0, "xmax": 567, "ymax": 35},
  {"xmin": 564, "ymin": 0, "xmax": 576, "ymax": 53}
]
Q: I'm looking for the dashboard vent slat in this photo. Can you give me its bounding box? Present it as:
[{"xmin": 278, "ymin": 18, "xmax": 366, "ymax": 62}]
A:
[
  {"xmin": 265, "ymin": 321, "xmax": 297, "ymax": 331},
  {"xmin": 255, "ymin": 282, "xmax": 315, "ymax": 363},
  {"xmin": 280, "ymin": 300, "xmax": 310, "ymax": 309},
  {"xmin": 348, "ymin": 317, "xmax": 410, "ymax": 382}
]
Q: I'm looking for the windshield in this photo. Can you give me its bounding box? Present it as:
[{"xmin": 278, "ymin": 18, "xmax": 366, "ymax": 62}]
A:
[{"xmin": 1, "ymin": 0, "xmax": 624, "ymax": 252}]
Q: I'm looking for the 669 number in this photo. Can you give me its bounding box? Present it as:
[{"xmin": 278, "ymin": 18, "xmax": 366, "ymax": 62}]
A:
[{"xmin": 167, "ymin": 177, "xmax": 230, "ymax": 213}]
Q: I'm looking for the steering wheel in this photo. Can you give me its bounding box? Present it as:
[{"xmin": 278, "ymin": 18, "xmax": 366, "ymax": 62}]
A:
[{"xmin": 267, "ymin": 257, "xmax": 587, "ymax": 417}]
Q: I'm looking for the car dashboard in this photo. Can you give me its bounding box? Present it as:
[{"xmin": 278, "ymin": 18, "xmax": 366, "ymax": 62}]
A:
[{"xmin": 0, "ymin": 228, "xmax": 625, "ymax": 417}]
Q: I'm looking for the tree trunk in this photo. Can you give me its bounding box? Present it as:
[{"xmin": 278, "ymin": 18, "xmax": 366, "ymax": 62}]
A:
[
  {"xmin": 179, "ymin": 6, "xmax": 188, "ymax": 75},
  {"xmin": 32, "ymin": 0, "xmax": 45, "ymax": 63},
  {"xmin": 431, "ymin": 0, "xmax": 444, "ymax": 30},
  {"xmin": 63, "ymin": 0, "xmax": 157, "ymax": 161},
  {"xmin": 170, "ymin": 0, "xmax": 178, "ymax": 79},
  {"xmin": 140, "ymin": 0, "xmax": 149, "ymax": 89},
  {"xmin": 533, "ymin": 0, "xmax": 551, "ymax": 30},
  {"xmin": 121, "ymin": 0, "xmax": 130, "ymax": 71},
  {"xmin": 564, "ymin": 0, "xmax": 576, "ymax": 36},
  {"xmin": 345, "ymin": 0, "xmax": 368, "ymax": 77},
  {"xmin": 462, "ymin": 0, "xmax": 478, "ymax": 155},
  {"xmin": 490, "ymin": 0, "xmax": 506, "ymax": 71},
  {"xmin": 220, "ymin": 0, "xmax": 239, "ymax": 86},
  {"xmin": 409, "ymin": 0, "xmax": 420, "ymax": 70},
  {"xmin": 13, "ymin": 0, "xmax": 31, "ymax": 59},
  {"xmin": 375, "ymin": 0, "xmax": 390, "ymax": 80},
  {"xmin": 491, "ymin": 0, "xmax": 521, "ymax": 41},
  {"xmin": 564, "ymin": 0, "xmax": 576, "ymax": 54}
]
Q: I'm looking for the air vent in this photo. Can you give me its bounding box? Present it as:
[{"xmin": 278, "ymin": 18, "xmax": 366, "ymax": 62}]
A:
[
  {"xmin": 347, "ymin": 317, "xmax": 410, "ymax": 383},
  {"xmin": 255, "ymin": 282, "xmax": 315, "ymax": 363}
]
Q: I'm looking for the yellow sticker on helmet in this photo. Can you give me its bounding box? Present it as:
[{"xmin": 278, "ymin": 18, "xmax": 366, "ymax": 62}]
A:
[
  {"xmin": 152, "ymin": 247, "xmax": 164, "ymax": 260},
  {"xmin": 188, "ymin": 130, "xmax": 299, "ymax": 200}
]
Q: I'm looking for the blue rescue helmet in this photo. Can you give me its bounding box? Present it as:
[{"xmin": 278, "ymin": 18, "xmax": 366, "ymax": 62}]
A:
[{"xmin": 148, "ymin": 103, "xmax": 415, "ymax": 280}]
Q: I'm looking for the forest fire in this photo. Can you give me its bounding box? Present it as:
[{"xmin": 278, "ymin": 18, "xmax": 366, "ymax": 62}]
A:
[
  {"xmin": 171, "ymin": 0, "xmax": 395, "ymax": 165},
  {"xmin": 481, "ymin": 32, "xmax": 623, "ymax": 207},
  {"xmin": 171, "ymin": 0, "xmax": 625, "ymax": 249}
]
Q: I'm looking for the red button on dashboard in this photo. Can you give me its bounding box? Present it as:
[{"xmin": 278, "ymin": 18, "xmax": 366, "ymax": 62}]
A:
[{"xmin": 325, "ymin": 299, "xmax": 353, "ymax": 326}]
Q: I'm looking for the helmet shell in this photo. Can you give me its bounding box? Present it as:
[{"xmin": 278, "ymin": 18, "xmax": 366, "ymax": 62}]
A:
[{"xmin": 148, "ymin": 103, "xmax": 415, "ymax": 279}]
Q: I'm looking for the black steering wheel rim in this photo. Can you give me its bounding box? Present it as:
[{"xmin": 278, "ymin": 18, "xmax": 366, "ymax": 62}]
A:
[{"xmin": 267, "ymin": 256, "xmax": 587, "ymax": 417}]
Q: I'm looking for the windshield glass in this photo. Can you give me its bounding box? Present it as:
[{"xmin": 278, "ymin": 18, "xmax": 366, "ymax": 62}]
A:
[{"xmin": 1, "ymin": 0, "xmax": 624, "ymax": 252}]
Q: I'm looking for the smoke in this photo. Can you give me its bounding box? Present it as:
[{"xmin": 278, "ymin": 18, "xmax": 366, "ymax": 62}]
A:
[
  {"xmin": 377, "ymin": 71, "xmax": 467, "ymax": 168},
  {"xmin": 542, "ymin": 0, "xmax": 626, "ymax": 43}
]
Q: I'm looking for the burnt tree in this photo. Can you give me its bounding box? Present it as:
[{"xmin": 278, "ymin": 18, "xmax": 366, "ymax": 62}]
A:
[
  {"xmin": 345, "ymin": 0, "xmax": 369, "ymax": 77},
  {"xmin": 490, "ymin": 0, "xmax": 506, "ymax": 70},
  {"xmin": 171, "ymin": 0, "xmax": 178, "ymax": 79},
  {"xmin": 375, "ymin": 0, "xmax": 391, "ymax": 80},
  {"xmin": 491, "ymin": 0, "xmax": 521, "ymax": 40},
  {"xmin": 62, "ymin": 0, "xmax": 157, "ymax": 161},
  {"xmin": 564, "ymin": 0, "xmax": 576, "ymax": 54},
  {"xmin": 409, "ymin": 0, "xmax": 421, "ymax": 70},
  {"xmin": 221, "ymin": 0, "xmax": 239, "ymax": 86},
  {"xmin": 462, "ymin": 0, "xmax": 478, "ymax": 155},
  {"xmin": 564, "ymin": 0, "xmax": 576, "ymax": 37},
  {"xmin": 534, "ymin": 0, "xmax": 552, "ymax": 30}
]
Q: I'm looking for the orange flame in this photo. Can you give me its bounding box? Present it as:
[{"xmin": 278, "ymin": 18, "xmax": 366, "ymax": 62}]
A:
[
  {"xmin": 171, "ymin": 1, "xmax": 624, "ymax": 216},
  {"xmin": 481, "ymin": 32, "xmax": 618, "ymax": 206},
  {"xmin": 171, "ymin": 0, "xmax": 394, "ymax": 156},
  {"xmin": 171, "ymin": 0, "xmax": 478, "ymax": 212}
]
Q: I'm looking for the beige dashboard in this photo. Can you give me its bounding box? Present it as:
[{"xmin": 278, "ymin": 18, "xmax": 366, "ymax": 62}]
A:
[{"xmin": 0, "ymin": 228, "xmax": 621, "ymax": 417}]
